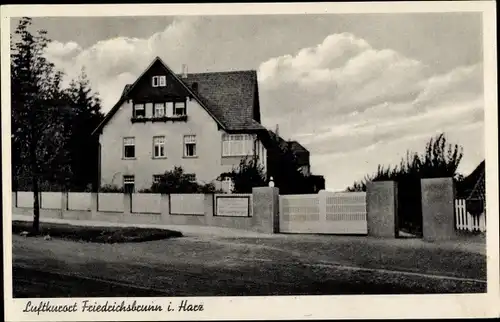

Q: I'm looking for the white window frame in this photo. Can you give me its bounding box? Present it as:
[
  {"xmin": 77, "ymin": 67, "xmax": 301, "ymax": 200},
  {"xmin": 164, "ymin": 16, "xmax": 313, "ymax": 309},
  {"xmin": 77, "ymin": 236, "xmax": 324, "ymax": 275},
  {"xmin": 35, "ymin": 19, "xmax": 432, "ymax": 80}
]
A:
[
  {"xmin": 222, "ymin": 134, "xmax": 254, "ymax": 157},
  {"xmin": 152, "ymin": 75, "xmax": 167, "ymax": 87},
  {"xmin": 153, "ymin": 174, "xmax": 163, "ymax": 184},
  {"xmin": 154, "ymin": 103, "xmax": 165, "ymax": 117},
  {"xmin": 183, "ymin": 135, "xmax": 197, "ymax": 157},
  {"xmin": 133, "ymin": 103, "xmax": 145, "ymax": 118},
  {"xmin": 123, "ymin": 175, "xmax": 135, "ymax": 193},
  {"xmin": 123, "ymin": 137, "xmax": 135, "ymax": 159},
  {"xmin": 153, "ymin": 136, "xmax": 166, "ymax": 158},
  {"xmin": 174, "ymin": 101, "xmax": 186, "ymax": 116}
]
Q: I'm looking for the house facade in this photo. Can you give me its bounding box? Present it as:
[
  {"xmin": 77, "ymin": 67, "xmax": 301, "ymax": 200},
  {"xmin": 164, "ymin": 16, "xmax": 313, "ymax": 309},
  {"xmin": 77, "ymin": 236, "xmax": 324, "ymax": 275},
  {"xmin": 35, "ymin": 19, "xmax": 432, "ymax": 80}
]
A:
[{"xmin": 93, "ymin": 57, "xmax": 268, "ymax": 192}]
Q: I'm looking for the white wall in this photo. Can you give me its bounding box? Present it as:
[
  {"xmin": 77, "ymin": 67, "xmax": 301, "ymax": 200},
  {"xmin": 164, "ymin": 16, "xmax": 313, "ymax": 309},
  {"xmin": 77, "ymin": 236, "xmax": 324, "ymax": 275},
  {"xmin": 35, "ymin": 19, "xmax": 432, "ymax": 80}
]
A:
[{"xmin": 100, "ymin": 98, "xmax": 267, "ymax": 190}]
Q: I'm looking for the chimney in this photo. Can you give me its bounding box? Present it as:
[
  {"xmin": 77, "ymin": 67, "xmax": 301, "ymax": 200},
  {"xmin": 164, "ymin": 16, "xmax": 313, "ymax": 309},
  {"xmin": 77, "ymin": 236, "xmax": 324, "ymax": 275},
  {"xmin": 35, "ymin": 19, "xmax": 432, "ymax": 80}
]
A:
[
  {"xmin": 275, "ymin": 124, "xmax": 279, "ymax": 136},
  {"xmin": 181, "ymin": 64, "xmax": 188, "ymax": 78}
]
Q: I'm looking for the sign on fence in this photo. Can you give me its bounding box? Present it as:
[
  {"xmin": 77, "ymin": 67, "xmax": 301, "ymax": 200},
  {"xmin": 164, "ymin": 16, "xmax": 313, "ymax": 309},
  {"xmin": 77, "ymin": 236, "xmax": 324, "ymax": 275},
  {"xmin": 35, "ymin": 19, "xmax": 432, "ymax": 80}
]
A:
[{"xmin": 215, "ymin": 195, "xmax": 252, "ymax": 217}]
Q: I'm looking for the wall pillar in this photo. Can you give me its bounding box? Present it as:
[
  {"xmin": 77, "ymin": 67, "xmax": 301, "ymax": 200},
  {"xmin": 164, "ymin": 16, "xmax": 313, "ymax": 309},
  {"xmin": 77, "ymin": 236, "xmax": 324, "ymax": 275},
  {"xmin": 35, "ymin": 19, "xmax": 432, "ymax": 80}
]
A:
[
  {"xmin": 91, "ymin": 192, "xmax": 99, "ymax": 219},
  {"xmin": 160, "ymin": 194, "xmax": 171, "ymax": 224},
  {"xmin": 421, "ymin": 177, "xmax": 457, "ymax": 242},
  {"xmin": 366, "ymin": 181, "xmax": 398, "ymax": 238},
  {"xmin": 60, "ymin": 192, "xmax": 68, "ymax": 219},
  {"xmin": 251, "ymin": 187, "xmax": 279, "ymax": 233},
  {"xmin": 204, "ymin": 194, "xmax": 214, "ymax": 226}
]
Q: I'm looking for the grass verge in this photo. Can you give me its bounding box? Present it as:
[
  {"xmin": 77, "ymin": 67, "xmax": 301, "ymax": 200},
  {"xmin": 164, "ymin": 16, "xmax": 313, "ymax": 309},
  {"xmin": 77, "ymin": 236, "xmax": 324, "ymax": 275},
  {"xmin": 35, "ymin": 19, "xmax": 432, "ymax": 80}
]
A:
[{"xmin": 12, "ymin": 220, "xmax": 183, "ymax": 243}]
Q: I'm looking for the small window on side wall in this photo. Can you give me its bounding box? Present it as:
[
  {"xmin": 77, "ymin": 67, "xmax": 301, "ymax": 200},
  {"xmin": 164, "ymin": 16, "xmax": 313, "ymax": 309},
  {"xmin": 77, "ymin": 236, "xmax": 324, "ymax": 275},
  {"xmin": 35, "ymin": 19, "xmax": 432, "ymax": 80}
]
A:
[
  {"xmin": 123, "ymin": 137, "xmax": 135, "ymax": 159},
  {"xmin": 123, "ymin": 175, "xmax": 135, "ymax": 193},
  {"xmin": 184, "ymin": 135, "xmax": 197, "ymax": 157},
  {"xmin": 174, "ymin": 101, "xmax": 186, "ymax": 116}
]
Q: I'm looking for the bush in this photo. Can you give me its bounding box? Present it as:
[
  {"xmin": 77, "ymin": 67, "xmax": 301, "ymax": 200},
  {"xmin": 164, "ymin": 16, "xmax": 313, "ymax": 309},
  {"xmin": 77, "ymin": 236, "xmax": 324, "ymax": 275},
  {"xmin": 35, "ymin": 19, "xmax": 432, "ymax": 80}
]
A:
[
  {"xmin": 345, "ymin": 133, "xmax": 464, "ymax": 192},
  {"xmin": 149, "ymin": 166, "xmax": 223, "ymax": 194},
  {"xmin": 99, "ymin": 184, "xmax": 124, "ymax": 193},
  {"xmin": 229, "ymin": 155, "xmax": 267, "ymax": 193}
]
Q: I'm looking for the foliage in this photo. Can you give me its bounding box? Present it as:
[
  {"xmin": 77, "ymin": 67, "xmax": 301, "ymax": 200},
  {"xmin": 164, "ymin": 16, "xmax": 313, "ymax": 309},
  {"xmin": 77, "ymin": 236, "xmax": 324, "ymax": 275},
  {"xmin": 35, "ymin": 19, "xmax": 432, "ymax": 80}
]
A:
[
  {"xmin": 64, "ymin": 68, "xmax": 104, "ymax": 191},
  {"xmin": 345, "ymin": 133, "xmax": 464, "ymax": 192},
  {"xmin": 148, "ymin": 166, "xmax": 222, "ymax": 194},
  {"xmin": 99, "ymin": 184, "xmax": 124, "ymax": 193},
  {"xmin": 263, "ymin": 130, "xmax": 321, "ymax": 194},
  {"xmin": 11, "ymin": 17, "xmax": 74, "ymax": 231},
  {"xmin": 228, "ymin": 155, "xmax": 267, "ymax": 193}
]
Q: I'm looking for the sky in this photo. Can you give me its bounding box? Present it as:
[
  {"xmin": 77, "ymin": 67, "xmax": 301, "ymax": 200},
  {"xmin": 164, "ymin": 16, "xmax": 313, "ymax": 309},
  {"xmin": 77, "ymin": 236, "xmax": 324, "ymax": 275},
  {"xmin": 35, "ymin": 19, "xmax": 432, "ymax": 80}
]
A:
[{"xmin": 11, "ymin": 13, "xmax": 485, "ymax": 191}]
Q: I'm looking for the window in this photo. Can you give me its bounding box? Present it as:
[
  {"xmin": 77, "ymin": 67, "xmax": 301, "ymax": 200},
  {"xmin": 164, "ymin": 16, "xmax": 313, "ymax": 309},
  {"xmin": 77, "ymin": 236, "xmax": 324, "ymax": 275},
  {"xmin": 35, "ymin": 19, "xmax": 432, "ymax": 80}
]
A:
[
  {"xmin": 152, "ymin": 75, "xmax": 167, "ymax": 87},
  {"xmin": 153, "ymin": 136, "xmax": 166, "ymax": 158},
  {"xmin": 222, "ymin": 134, "xmax": 254, "ymax": 157},
  {"xmin": 133, "ymin": 103, "xmax": 145, "ymax": 118},
  {"xmin": 123, "ymin": 175, "xmax": 135, "ymax": 193},
  {"xmin": 153, "ymin": 174, "xmax": 163, "ymax": 184},
  {"xmin": 174, "ymin": 102, "xmax": 186, "ymax": 116},
  {"xmin": 154, "ymin": 103, "xmax": 165, "ymax": 117},
  {"xmin": 184, "ymin": 135, "xmax": 197, "ymax": 157},
  {"xmin": 123, "ymin": 137, "xmax": 135, "ymax": 159}
]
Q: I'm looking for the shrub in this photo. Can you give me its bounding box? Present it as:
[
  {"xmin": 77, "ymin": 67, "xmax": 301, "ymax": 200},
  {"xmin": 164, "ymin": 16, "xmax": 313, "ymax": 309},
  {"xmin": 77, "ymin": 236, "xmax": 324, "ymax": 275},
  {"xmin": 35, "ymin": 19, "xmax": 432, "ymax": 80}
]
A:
[
  {"xmin": 229, "ymin": 155, "xmax": 267, "ymax": 193},
  {"xmin": 99, "ymin": 184, "xmax": 124, "ymax": 193}
]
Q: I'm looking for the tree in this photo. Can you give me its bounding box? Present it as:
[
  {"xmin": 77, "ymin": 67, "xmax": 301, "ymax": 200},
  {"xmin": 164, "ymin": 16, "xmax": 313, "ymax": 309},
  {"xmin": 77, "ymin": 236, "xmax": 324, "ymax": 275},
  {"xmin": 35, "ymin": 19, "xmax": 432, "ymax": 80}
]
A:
[
  {"xmin": 11, "ymin": 17, "xmax": 72, "ymax": 233},
  {"xmin": 230, "ymin": 155, "xmax": 267, "ymax": 193},
  {"xmin": 65, "ymin": 68, "xmax": 104, "ymax": 191},
  {"xmin": 345, "ymin": 132, "xmax": 464, "ymax": 191}
]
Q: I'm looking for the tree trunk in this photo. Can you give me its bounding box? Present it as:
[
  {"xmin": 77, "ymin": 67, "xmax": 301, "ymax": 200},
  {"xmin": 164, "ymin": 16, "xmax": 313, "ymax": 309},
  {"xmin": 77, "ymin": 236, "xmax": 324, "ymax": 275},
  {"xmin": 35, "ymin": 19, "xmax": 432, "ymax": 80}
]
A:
[{"xmin": 32, "ymin": 177, "xmax": 40, "ymax": 233}]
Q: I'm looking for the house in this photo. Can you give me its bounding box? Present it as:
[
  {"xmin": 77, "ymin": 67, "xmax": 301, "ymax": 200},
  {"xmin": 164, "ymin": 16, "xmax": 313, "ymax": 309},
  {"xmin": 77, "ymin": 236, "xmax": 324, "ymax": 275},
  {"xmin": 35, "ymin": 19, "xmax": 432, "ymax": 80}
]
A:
[
  {"xmin": 92, "ymin": 57, "xmax": 270, "ymax": 192},
  {"xmin": 92, "ymin": 56, "xmax": 322, "ymax": 193}
]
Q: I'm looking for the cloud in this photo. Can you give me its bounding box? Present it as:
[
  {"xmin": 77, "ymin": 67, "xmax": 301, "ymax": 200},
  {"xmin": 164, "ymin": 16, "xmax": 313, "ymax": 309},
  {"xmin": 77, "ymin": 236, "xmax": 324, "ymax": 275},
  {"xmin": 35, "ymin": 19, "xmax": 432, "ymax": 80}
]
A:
[
  {"xmin": 257, "ymin": 33, "xmax": 484, "ymax": 190},
  {"xmin": 44, "ymin": 17, "xmax": 201, "ymax": 109},
  {"xmin": 43, "ymin": 26, "xmax": 484, "ymax": 191}
]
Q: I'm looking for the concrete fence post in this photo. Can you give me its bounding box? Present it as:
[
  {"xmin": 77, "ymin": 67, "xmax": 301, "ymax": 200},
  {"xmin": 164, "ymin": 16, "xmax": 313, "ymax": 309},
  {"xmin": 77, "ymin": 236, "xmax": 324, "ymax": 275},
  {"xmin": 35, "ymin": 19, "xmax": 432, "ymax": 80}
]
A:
[
  {"xmin": 91, "ymin": 192, "xmax": 99, "ymax": 219},
  {"xmin": 60, "ymin": 192, "xmax": 68, "ymax": 219},
  {"xmin": 251, "ymin": 187, "xmax": 280, "ymax": 233},
  {"xmin": 366, "ymin": 181, "xmax": 398, "ymax": 238},
  {"xmin": 160, "ymin": 194, "xmax": 171, "ymax": 224},
  {"xmin": 123, "ymin": 193, "xmax": 132, "ymax": 217},
  {"xmin": 204, "ymin": 194, "xmax": 214, "ymax": 226},
  {"xmin": 421, "ymin": 177, "xmax": 457, "ymax": 242}
]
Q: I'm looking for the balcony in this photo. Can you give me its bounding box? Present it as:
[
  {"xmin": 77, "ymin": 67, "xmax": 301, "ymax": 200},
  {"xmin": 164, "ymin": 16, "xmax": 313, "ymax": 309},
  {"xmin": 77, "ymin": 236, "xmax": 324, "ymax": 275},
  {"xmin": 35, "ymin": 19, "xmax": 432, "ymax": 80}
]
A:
[{"xmin": 131, "ymin": 115, "xmax": 188, "ymax": 123}]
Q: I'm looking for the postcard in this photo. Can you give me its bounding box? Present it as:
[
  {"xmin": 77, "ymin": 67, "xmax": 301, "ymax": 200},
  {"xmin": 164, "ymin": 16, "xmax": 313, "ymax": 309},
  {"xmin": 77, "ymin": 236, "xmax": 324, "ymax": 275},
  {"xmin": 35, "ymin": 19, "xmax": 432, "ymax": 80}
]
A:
[{"xmin": 1, "ymin": 2, "xmax": 499, "ymax": 321}]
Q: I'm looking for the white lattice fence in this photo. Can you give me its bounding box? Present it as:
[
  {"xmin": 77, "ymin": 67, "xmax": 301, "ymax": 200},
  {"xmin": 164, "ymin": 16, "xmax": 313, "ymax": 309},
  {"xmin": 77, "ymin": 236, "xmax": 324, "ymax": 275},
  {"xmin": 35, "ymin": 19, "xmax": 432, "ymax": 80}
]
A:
[
  {"xmin": 455, "ymin": 199, "xmax": 486, "ymax": 232},
  {"xmin": 279, "ymin": 191, "xmax": 367, "ymax": 234}
]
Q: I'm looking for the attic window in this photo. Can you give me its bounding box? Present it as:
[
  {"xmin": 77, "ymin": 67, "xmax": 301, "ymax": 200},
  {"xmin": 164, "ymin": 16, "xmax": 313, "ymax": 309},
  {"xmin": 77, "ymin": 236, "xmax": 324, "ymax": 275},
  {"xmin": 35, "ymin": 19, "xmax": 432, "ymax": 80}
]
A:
[
  {"xmin": 191, "ymin": 82, "xmax": 199, "ymax": 92},
  {"xmin": 152, "ymin": 76, "xmax": 166, "ymax": 87},
  {"xmin": 133, "ymin": 103, "xmax": 145, "ymax": 118}
]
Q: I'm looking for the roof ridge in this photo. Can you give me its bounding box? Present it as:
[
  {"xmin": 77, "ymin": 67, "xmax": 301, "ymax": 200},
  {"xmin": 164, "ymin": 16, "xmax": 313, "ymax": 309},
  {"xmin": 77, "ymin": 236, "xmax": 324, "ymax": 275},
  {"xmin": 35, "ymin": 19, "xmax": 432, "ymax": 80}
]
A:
[{"xmin": 177, "ymin": 70, "xmax": 257, "ymax": 76}]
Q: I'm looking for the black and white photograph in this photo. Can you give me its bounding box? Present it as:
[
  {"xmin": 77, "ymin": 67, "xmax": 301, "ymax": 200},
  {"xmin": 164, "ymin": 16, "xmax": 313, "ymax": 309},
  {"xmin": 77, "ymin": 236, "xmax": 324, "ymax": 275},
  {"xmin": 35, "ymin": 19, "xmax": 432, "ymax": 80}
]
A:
[{"xmin": 2, "ymin": 2, "xmax": 499, "ymax": 321}]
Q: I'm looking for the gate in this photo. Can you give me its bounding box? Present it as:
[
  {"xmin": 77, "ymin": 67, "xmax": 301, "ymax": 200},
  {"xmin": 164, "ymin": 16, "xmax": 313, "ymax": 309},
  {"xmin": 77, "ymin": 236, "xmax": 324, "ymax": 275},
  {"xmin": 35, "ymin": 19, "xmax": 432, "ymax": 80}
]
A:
[
  {"xmin": 396, "ymin": 178, "xmax": 423, "ymax": 237},
  {"xmin": 279, "ymin": 191, "xmax": 367, "ymax": 234}
]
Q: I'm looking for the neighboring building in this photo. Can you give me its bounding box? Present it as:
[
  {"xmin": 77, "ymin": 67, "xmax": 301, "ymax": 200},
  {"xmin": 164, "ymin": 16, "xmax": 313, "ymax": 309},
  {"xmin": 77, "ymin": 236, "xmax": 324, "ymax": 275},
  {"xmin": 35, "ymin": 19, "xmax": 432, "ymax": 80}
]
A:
[
  {"xmin": 287, "ymin": 141, "xmax": 311, "ymax": 176},
  {"xmin": 456, "ymin": 160, "xmax": 485, "ymax": 217}
]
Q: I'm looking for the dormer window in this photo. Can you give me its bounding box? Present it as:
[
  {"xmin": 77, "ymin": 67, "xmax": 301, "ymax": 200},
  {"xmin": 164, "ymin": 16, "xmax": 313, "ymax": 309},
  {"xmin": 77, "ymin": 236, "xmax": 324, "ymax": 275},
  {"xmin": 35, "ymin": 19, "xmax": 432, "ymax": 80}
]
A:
[
  {"xmin": 133, "ymin": 103, "xmax": 145, "ymax": 118},
  {"xmin": 152, "ymin": 75, "xmax": 166, "ymax": 87}
]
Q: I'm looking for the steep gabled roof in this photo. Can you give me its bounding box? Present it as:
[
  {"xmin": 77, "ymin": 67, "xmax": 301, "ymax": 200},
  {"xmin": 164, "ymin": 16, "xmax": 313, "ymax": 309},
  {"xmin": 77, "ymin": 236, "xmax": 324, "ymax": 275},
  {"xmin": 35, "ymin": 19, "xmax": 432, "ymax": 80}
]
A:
[
  {"xmin": 288, "ymin": 141, "xmax": 309, "ymax": 154},
  {"xmin": 92, "ymin": 56, "xmax": 266, "ymax": 135}
]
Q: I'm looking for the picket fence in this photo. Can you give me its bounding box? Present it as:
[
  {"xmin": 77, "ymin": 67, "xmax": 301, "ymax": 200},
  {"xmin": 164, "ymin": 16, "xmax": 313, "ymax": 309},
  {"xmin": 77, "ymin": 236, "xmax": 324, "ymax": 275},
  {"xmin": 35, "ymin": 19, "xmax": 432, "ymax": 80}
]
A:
[
  {"xmin": 455, "ymin": 199, "xmax": 486, "ymax": 232},
  {"xmin": 279, "ymin": 191, "xmax": 367, "ymax": 234}
]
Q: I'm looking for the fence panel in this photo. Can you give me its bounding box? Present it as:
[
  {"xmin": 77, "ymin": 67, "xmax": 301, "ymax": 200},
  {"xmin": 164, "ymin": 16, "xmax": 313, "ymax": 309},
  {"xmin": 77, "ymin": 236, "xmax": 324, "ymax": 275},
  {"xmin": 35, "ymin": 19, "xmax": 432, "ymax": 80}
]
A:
[
  {"xmin": 68, "ymin": 192, "xmax": 92, "ymax": 211},
  {"xmin": 98, "ymin": 193, "xmax": 124, "ymax": 212},
  {"xmin": 455, "ymin": 199, "xmax": 486, "ymax": 232},
  {"xmin": 170, "ymin": 194, "xmax": 205, "ymax": 215},
  {"xmin": 132, "ymin": 193, "xmax": 162, "ymax": 214},
  {"xmin": 279, "ymin": 191, "xmax": 367, "ymax": 234},
  {"xmin": 41, "ymin": 192, "xmax": 62, "ymax": 209},
  {"xmin": 325, "ymin": 192, "xmax": 367, "ymax": 234},
  {"xmin": 17, "ymin": 191, "xmax": 36, "ymax": 208}
]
